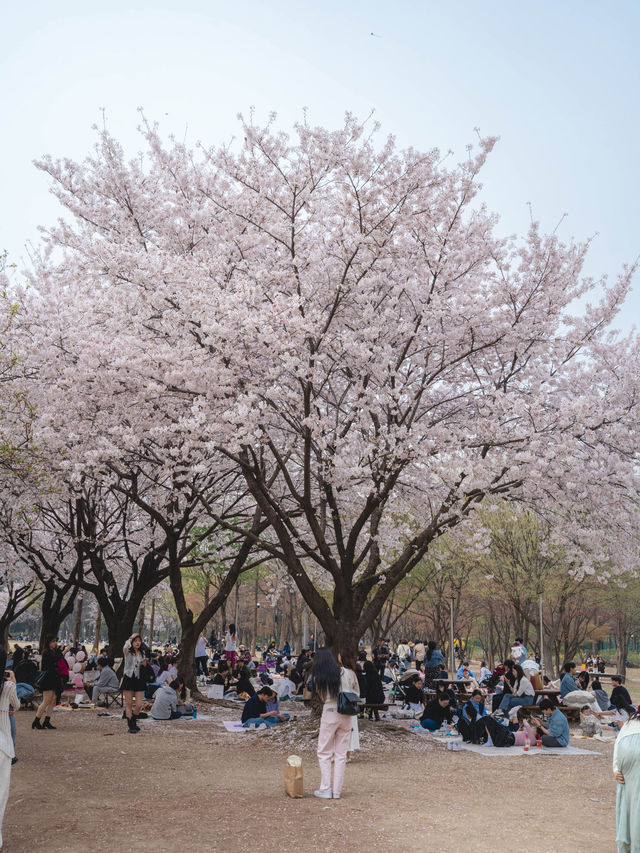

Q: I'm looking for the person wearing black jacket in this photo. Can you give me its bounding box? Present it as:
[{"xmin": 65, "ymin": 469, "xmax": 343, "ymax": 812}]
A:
[
  {"xmin": 420, "ymin": 694, "xmax": 454, "ymax": 730},
  {"xmin": 33, "ymin": 635, "xmax": 61, "ymax": 730},
  {"xmin": 402, "ymin": 674, "xmax": 425, "ymax": 707},
  {"xmin": 610, "ymin": 677, "xmax": 632, "ymax": 710},
  {"xmin": 363, "ymin": 659, "xmax": 385, "ymax": 720}
]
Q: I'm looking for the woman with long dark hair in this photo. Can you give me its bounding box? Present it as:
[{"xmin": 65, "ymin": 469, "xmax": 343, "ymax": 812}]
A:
[
  {"xmin": 311, "ymin": 648, "xmax": 353, "ymax": 800},
  {"xmin": 0, "ymin": 645, "xmax": 19, "ymax": 847},
  {"xmin": 122, "ymin": 633, "xmax": 145, "ymax": 734},
  {"xmin": 32, "ymin": 634, "xmax": 60, "ymax": 730},
  {"xmin": 614, "ymin": 704, "xmax": 640, "ymax": 852}
]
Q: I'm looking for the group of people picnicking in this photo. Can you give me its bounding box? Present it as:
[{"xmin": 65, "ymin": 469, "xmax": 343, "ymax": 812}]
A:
[{"xmin": 3, "ymin": 631, "xmax": 640, "ymax": 849}]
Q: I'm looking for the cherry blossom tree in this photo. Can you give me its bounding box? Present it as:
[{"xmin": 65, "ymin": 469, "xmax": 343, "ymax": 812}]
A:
[{"xmin": 16, "ymin": 113, "xmax": 640, "ymax": 654}]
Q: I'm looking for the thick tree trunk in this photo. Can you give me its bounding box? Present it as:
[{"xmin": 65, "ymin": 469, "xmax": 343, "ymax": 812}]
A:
[
  {"xmin": 39, "ymin": 580, "xmax": 78, "ymax": 651},
  {"xmin": 324, "ymin": 619, "xmax": 361, "ymax": 659},
  {"xmin": 137, "ymin": 603, "xmax": 146, "ymax": 637},
  {"xmin": 252, "ymin": 574, "xmax": 259, "ymax": 654},
  {"xmin": 93, "ymin": 608, "xmax": 102, "ymax": 652},
  {"xmin": 177, "ymin": 615, "xmax": 198, "ymax": 692},
  {"xmin": 148, "ymin": 599, "xmax": 156, "ymax": 649},
  {"xmin": 616, "ymin": 630, "xmax": 628, "ymax": 679},
  {"xmin": 73, "ymin": 594, "xmax": 84, "ymax": 643},
  {"xmin": 104, "ymin": 606, "xmax": 140, "ymax": 665}
]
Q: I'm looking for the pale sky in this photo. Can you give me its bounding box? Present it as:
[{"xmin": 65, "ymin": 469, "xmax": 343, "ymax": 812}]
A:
[{"xmin": 2, "ymin": 0, "xmax": 639, "ymax": 331}]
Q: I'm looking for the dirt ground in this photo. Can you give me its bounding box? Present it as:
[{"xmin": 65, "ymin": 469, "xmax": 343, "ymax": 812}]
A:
[{"xmin": 7, "ymin": 696, "xmax": 619, "ymax": 853}]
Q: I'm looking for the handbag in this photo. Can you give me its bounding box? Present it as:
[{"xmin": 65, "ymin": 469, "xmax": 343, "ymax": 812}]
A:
[
  {"xmin": 337, "ymin": 690, "xmax": 361, "ymax": 716},
  {"xmin": 35, "ymin": 670, "xmax": 48, "ymax": 689}
]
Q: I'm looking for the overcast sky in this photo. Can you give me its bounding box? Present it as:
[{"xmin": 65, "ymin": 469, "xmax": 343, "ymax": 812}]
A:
[{"xmin": 2, "ymin": 0, "xmax": 638, "ymax": 331}]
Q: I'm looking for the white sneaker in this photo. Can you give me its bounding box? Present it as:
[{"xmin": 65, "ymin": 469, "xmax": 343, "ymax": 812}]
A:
[
  {"xmin": 314, "ymin": 788, "xmax": 333, "ymax": 799},
  {"xmin": 332, "ymin": 793, "xmax": 341, "ymax": 799}
]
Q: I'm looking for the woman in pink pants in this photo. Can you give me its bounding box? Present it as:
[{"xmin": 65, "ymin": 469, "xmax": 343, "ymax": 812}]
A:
[{"xmin": 312, "ymin": 648, "xmax": 353, "ymax": 800}]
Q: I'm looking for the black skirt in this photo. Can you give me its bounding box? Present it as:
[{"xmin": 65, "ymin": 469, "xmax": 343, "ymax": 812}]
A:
[{"xmin": 121, "ymin": 674, "xmax": 146, "ymax": 692}]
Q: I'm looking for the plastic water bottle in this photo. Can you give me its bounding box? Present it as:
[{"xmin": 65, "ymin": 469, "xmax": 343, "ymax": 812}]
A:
[
  {"xmin": 524, "ymin": 733, "xmax": 530, "ymax": 751},
  {"xmin": 537, "ymin": 734, "xmax": 542, "ymax": 749},
  {"xmin": 192, "ymin": 707, "xmax": 197, "ymax": 719}
]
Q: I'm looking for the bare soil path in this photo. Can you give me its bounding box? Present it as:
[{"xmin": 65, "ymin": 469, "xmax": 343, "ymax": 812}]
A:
[{"xmin": 7, "ymin": 701, "xmax": 617, "ymax": 853}]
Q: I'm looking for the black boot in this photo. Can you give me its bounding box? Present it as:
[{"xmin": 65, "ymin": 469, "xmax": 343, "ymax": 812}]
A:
[
  {"xmin": 131, "ymin": 713, "xmax": 140, "ymax": 733},
  {"xmin": 32, "ymin": 717, "xmax": 44, "ymax": 730},
  {"xmin": 127, "ymin": 715, "xmax": 137, "ymax": 733},
  {"xmin": 42, "ymin": 717, "xmax": 56, "ymax": 730}
]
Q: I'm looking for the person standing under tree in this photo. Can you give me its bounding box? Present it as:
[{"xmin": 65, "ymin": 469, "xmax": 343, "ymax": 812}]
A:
[
  {"xmin": 225, "ymin": 624, "xmax": 237, "ymax": 668},
  {"xmin": 195, "ymin": 632, "xmax": 208, "ymax": 677},
  {"xmin": 32, "ymin": 635, "xmax": 61, "ymax": 731},
  {"xmin": 122, "ymin": 633, "xmax": 145, "ymax": 734},
  {"xmin": 338, "ymin": 648, "xmax": 361, "ymax": 758},
  {"xmin": 312, "ymin": 648, "xmax": 353, "ymax": 800}
]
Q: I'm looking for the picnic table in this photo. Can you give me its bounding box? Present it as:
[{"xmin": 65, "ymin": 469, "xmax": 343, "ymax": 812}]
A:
[
  {"xmin": 432, "ymin": 678, "xmax": 475, "ymax": 697},
  {"xmin": 533, "ymin": 688, "xmax": 561, "ymax": 699},
  {"xmin": 586, "ymin": 672, "xmax": 624, "ymax": 683}
]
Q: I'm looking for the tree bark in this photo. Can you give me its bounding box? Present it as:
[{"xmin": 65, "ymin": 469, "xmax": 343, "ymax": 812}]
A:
[
  {"xmin": 93, "ymin": 607, "xmax": 102, "ymax": 652},
  {"xmin": 38, "ymin": 578, "xmax": 79, "ymax": 651},
  {"xmin": 137, "ymin": 602, "xmax": 146, "ymax": 637},
  {"xmin": 73, "ymin": 593, "xmax": 84, "ymax": 643},
  {"xmin": 148, "ymin": 598, "xmax": 156, "ymax": 649}
]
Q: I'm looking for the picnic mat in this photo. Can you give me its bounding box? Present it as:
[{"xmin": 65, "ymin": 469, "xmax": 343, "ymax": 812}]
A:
[
  {"xmin": 222, "ymin": 720, "xmax": 252, "ymax": 732},
  {"xmin": 460, "ymin": 743, "xmax": 601, "ymax": 757}
]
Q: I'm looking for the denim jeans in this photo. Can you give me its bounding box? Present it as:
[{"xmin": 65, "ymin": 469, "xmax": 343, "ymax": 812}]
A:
[{"xmin": 499, "ymin": 694, "xmax": 534, "ymax": 714}]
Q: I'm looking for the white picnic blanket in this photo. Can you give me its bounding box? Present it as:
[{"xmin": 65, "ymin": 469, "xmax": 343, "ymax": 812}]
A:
[
  {"xmin": 222, "ymin": 720, "xmax": 254, "ymax": 733},
  {"xmin": 460, "ymin": 742, "xmax": 601, "ymax": 757}
]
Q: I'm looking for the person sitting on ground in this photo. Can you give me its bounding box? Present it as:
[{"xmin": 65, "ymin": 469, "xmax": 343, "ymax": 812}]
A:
[
  {"xmin": 559, "ymin": 661, "xmax": 600, "ymax": 712},
  {"xmin": 265, "ymin": 692, "xmax": 290, "ymax": 723},
  {"xmin": 151, "ymin": 678, "xmax": 181, "ymax": 720},
  {"xmin": 363, "ymin": 659, "xmax": 385, "ymax": 721},
  {"xmin": 155, "ymin": 659, "xmax": 173, "ymax": 686},
  {"xmin": 457, "ymin": 689, "xmax": 487, "ymax": 742},
  {"xmin": 234, "ymin": 666, "xmax": 256, "ymax": 699},
  {"xmin": 610, "ymin": 676, "xmax": 632, "ymax": 710},
  {"xmin": 241, "ymin": 686, "xmax": 286, "ymax": 727},
  {"xmin": 530, "ymin": 698, "xmax": 570, "ymax": 747},
  {"xmin": 499, "ymin": 663, "xmax": 535, "ymax": 715},
  {"xmin": 513, "ymin": 708, "xmax": 537, "ymax": 746},
  {"xmin": 275, "ymin": 671, "xmax": 296, "ymax": 701},
  {"xmin": 420, "ymin": 693, "xmax": 455, "ymax": 731},
  {"xmin": 175, "ymin": 678, "xmax": 196, "ymax": 716},
  {"xmin": 591, "ymin": 678, "xmax": 610, "ymax": 712},
  {"xmin": 86, "ymin": 657, "xmax": 120, "ymax": 706}
]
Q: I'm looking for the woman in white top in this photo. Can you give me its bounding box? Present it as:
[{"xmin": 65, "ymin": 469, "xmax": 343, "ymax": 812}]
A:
[
  {"xmin": 225, "ymin": 623, "xmax": 237, "ymax": 668},
  {"xmin": 122, "ymin": 634, "xmax": 145, "ymax": 734},
  {"xmin": 195, "ymin": 633, "xmax": 208, "ymax": 677},
  {"xmin": 338, "ymin": 648, "xmax": 361, "ymax": 757},
  {"xmin": 311, "ymin": 648, "xmax": 354, "ymax": 800},
  {"xmin": 613, "ymin": 706, "xmax": 640, "ymax": 853},
  {"xmin": 498, "ymin": 663, "xmax": 535, "ymax": 714},
  {"xmin": 0, "ymin": 647, "xmax": 19, "ymax": 849}
]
